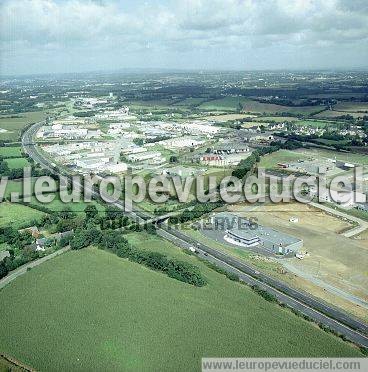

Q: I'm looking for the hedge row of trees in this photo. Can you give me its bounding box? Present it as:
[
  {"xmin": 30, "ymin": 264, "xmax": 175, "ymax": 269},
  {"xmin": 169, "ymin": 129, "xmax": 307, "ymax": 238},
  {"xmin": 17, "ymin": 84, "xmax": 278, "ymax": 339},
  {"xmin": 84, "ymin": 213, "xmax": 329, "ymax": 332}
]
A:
[
  {"xmin": 232, "ymin": 142, "xmax": 303, "ymax": 179},
  {"xmin": 69, "ymin": 228, "xmax": 207, "ymax": 287},
  {"xmin": 169, "ymin": 202, "xmax": 223, "ymax": 224}
]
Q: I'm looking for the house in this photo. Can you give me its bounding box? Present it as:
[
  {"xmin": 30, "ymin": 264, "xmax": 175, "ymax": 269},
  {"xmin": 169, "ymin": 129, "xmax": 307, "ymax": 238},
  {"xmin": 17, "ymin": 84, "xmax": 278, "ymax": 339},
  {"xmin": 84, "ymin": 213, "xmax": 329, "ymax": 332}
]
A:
[
  {"xmin": 34, "ymin": 234, "xmax": 65, "ymax": 251},
  {"xmin": 18, "ymin": 226, "xmax": 40, "ymax": 238}
]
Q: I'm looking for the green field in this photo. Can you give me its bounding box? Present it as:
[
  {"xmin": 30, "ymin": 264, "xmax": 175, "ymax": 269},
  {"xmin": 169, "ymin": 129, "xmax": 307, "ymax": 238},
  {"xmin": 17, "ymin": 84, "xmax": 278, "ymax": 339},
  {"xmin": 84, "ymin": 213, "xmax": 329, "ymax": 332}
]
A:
[
  {"xmin": 1, "ymin": 178, "xmax": 58, "ymax": 199},
  {"xmin": 0, "ymin": 202, "xmax": 45, "ymax": 228},
  {"xmin": 173, "ymin": 97, "xmax": 207, "ymax": 107},
  {"xmin": 198, "ymin": 98, "xmax": 324, "ymax": 116},
  {"xmin": 333, "ymin": 102, "xmax": 368, "ymax": 113},
  {"xmin": 198, "ymin": 97, "xmax": 244, "ymax": 111},
  {"xmin": 29, "ymin": 194, "xmax": 105, "ymax": 215},
  {"xmin": 315, "ymin": 110, "xmax": 367, "ymax": 119},
  {"xmin": 0, "ymin": 146, "xmax": 22, "ymax": 158},
  {"xmin": 4, "ymin": 157, "xmax": 31, "ymax": 169},
  {"xmin": 259, "ymin": 150, "xmax": 308, "ymax": 169},
  {"xmin": 0, "ymin": 235, "xmax": 360, "ymax": 371},
  {"xmin": 0, "ymin": 112, "xmax": 46, "ymax": 141}
]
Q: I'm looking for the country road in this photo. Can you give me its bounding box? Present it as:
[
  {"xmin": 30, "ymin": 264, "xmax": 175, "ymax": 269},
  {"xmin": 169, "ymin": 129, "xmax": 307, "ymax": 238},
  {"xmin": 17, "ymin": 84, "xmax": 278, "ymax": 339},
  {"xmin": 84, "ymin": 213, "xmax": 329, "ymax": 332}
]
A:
[
  {"xmin": 0, "ymin": 247, "xmax": 70, "ymax": 290},
  {"xmin": 19, "ymin": 120, "xmax": 368, "ymax": 348}
]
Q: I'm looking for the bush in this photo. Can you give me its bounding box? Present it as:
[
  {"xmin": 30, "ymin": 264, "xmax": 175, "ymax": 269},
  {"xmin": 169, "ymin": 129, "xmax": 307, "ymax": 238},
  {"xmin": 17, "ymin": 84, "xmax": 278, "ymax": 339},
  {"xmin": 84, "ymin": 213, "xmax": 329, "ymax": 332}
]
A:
[
  {"xmin": 70, "ymin": 228, "xmax": 102, "ymax": 250},
  {"xmin": 203, "ymin": 261, "xmax": 239, "ymax": 281},
  {"xmin": 0, "ymin": 261, "xmax": 9, "ymax": 279},
  {"xmin": 58, "ymin": 235, "xmax": 71, "ymax": 248},
  {"xmin": 166, "ymin": 260, "xmax": 207, "ymax": 287},
  {"xmin": 251, "ymin": 285, "xmax": 277, "ymax": 302}
]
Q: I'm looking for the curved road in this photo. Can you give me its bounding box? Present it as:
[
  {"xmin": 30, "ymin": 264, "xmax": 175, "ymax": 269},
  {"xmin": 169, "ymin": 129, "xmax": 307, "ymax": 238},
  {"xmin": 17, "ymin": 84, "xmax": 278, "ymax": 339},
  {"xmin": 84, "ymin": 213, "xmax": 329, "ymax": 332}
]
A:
[
  {"xmin": 21, "ymin": 120, "xmax": 368, "ymax": 348},
  {"xmin": 0, "ymin": 247, "xmax": 70, "ymax": 290}
]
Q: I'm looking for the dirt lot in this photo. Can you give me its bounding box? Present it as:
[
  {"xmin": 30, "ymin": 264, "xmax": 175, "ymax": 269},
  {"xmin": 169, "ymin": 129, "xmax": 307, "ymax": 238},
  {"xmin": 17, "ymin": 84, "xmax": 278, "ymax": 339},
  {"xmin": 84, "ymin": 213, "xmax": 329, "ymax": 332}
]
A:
[{"xmin": 228, "ymin": 202, "xmax": 368, "ymax": 320}]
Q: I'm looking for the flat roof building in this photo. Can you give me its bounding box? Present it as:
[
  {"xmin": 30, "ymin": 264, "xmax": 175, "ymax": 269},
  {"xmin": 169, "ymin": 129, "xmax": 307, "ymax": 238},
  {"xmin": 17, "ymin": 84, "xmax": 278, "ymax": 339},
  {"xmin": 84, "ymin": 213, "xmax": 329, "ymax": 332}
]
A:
[{"xmin": 212, "ymin": 212, "xmax": 303, "ymax": 255}]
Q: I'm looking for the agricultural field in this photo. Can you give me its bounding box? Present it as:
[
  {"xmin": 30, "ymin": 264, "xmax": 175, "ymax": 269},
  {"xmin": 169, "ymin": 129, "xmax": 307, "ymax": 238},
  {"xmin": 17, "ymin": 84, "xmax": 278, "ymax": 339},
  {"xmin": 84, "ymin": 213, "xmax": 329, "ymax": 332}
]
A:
[
  {"xmin": 253, "ymin": 116, "xmax": 298, "ymax": 123},
  {"xmin": 0, "ymin": 178, "xmax": 59, "ymax": 200},
  {"xmin": 314, "ymin": 138, "xmax": 350, "ymax": 146},
  {"xmin": 259, "ymin": 149, "xmax": 309, "ymax": 169},
  {"xmin": 0, "ymin": 111, "xmax": 46, "ymax": 141},
  {"xmin": 29, "ymin": 194, "xmax": 105, "ymax": 215},
  {"xmin": 172, "ymin": 97, "xmax": 207, "ymax": 107},
  {"xmin": 198, "ymin": 97, "xmax": 244, "ymax": 111},
  {"xmin": 128, "ymin": 99, "xmax": 177, "ymax": 111},
  {"xmin": 204, "ymin": 113, "xmax": 257, "ymax": 122},
  {"xmin": 4, "ymin": 157, "xmax": 31, "ymax": 169},
  {"xmin": 0, "ymin": 146, "xmax": 22, "ymax": 158},
  {"xmin": 241, "ymin": 100, "xmax": 325, "ymax": 116},
  {"xmin": 0, "ymin": 202, "xmax": 45, "ymax": 229},
  {"xmin": 315, "ymin": 110, "xmax": 367, "ymax": 119},
  {"xmin": 333, "ymin": 102, "xmax": 368, "ymax": 113},
  {"xmin": 0, "ymin": 240, "xmax": 361, "ymax": 371},
  {"xmin": 198, "ymin": 97, "xmax": 325, "ymax": 116}
]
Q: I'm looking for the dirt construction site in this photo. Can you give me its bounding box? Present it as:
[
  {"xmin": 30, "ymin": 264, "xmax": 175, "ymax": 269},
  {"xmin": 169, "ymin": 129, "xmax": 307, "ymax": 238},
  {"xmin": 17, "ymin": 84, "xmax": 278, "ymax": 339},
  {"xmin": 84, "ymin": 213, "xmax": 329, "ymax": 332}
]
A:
[{"xmin": 228, "ymin": 202, "xmax": 368, "ymax": 320}]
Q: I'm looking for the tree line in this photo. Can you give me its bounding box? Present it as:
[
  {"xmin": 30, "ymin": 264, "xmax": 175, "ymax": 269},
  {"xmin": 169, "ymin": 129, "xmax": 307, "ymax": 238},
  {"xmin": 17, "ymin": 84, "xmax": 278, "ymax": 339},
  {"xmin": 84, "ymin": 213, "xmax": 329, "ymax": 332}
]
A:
[{"xmin": 69, "ymin": 227, "xmax": 207, "ymax": 287}]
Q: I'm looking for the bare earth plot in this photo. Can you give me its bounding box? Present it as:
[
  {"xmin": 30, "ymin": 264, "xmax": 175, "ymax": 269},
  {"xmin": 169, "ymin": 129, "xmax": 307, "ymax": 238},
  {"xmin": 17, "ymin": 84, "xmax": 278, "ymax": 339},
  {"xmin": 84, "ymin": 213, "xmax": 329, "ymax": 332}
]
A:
[{"xmin": 229, "ymin": 202, "xmax": 368, "ymax": 320}]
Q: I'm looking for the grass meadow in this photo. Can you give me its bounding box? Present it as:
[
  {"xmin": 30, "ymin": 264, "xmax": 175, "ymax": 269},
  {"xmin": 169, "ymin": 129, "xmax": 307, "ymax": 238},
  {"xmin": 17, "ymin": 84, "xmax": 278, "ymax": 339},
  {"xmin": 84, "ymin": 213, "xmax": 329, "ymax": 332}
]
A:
[
  {"xmin": 0, "ymin": 146, "xmax": 23, "ymax": 158},
  {"xmin": 4, "ymin": 157, "xmax": 31, "ymax": 169},
  {"xmin": 198, "ymin": 97, "xmax": 325, "ymax": 116},
  {"xmin": 259, "ymin": 150, "xmax": 309, "ymax": 169},
  {"xmin": 0, "ymin": 112, "xmax": 46, "ymax": 141},
  {"xmin": 0, "ymin": 202, "xmax": 45, "ymax": 228},
  {"xmin": 28, "ymin": 194, "xmax": 105, "ymax": 215},
  {"xmin": 0, "ymin": 234, "xmax": 361, "ymax": 371}
]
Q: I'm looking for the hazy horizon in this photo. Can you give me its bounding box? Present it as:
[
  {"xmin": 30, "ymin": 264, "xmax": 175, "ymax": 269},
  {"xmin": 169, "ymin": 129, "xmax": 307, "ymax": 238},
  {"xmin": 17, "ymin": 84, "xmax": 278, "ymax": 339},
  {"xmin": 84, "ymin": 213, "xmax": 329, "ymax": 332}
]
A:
[{"xmin": 1, "ymin": 0, "xmax": 368, "ymax": 75}]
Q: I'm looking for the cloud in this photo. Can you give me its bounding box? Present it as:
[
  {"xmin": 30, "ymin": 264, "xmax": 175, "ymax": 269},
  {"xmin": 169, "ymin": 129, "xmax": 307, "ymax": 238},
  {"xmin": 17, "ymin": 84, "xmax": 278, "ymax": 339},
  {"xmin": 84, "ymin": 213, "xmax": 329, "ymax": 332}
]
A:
[{"xmin": 0, "ymin": 0, "xmax": 367, "ymax": 74}]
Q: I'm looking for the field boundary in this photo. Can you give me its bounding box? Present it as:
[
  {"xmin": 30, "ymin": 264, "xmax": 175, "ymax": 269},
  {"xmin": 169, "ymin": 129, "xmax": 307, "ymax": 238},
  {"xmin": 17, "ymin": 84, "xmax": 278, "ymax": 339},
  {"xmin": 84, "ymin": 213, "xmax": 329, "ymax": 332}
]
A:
[{"xmin": 0, "ymin": 353, "xmax": 35, "ymax": 372}]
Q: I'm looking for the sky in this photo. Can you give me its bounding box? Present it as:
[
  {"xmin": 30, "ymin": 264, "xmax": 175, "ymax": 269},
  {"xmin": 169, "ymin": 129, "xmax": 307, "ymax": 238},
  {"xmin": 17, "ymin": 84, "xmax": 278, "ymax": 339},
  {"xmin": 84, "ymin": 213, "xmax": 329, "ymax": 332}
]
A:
[{"xmin": 1, "ymin": 0, "xmax": 368, "ymax": 75}]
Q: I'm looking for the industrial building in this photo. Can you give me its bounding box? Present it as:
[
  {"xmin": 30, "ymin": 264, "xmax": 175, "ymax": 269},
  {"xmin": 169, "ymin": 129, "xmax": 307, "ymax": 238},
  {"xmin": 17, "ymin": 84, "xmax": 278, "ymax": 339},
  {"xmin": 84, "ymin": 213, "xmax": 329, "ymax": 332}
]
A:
[{"xmin": 211, "ymin": 212, "xmax": 303, "ymax": 255}]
